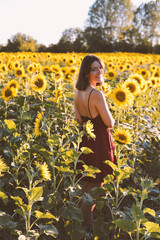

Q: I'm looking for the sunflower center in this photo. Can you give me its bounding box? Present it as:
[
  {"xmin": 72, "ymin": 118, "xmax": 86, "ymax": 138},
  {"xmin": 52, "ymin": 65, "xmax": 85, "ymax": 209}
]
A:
[
  {"xmin": 10, "ymin": 84, "xmax": 16, "ymax": 88},
  {"xmin": 116, "ymin": 91, "xmax": 126, "ymax": 102},
  {"xmin": 5, "ymin": 88, "xmax": 12, "ymax": 97},
  {"xmin": 134, "ymin": 77, "xmax": 141, "ymax": 84},
  {"xmin": 154, "ymin": 72, "xmax": 159, "ymax": 77},
  {"xmin": 118, "ymin": 134, "xmax": 127, "ymax": 141},
  {"xmin": 127, "ymin": 83, "xmax": 136, "ymax": 93},
  {"xmin": 109, "ymin": 72, "xmax": 114, "ymax": 77},
  {"xmin": 16, "ymin": 70, "xmax": 22, "ymax": 75},
  {"xmin": 152, "ymin": 80, "xmax": 156, "ymax": 85},
  {"xmin": 35, "ymin": 79, "xmax": 44, "ymax": 88},
  {"xmin": 141, "ymin": 71, "xmax": 146, "ymax": 76}
]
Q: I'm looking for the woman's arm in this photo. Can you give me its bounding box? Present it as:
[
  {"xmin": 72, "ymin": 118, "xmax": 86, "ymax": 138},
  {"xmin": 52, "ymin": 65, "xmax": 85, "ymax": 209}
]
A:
[{"xmin": 94, "ymin": 90, "xmax": 115, "ymax": 128}]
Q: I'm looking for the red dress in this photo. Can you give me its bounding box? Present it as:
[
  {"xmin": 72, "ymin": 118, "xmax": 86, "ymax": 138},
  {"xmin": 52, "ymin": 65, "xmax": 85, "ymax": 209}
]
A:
[{"xmin": 77, "ymin": 89, "xmax": 116, "ymax": 183}]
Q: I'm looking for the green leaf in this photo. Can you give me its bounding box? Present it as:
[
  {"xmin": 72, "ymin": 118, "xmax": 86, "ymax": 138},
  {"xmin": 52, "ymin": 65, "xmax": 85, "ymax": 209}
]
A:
[
  {"xmin": 0, "ymin": 211, "xmax": 17, "ymax": 229},
  {"xmin": 143, "ymin": 221, "xmax": 160, "ymax": 233},
  {"xmin": 39, "ymin": 224, "xmax": 58, "ymax": 237},
  {"xmin": 11, "ymin": 196, "xmax": 23, "ymax": 207},
  {"xmin": 132, "ymin": 204, "xmax": 145, "ymax": 222},
  {"xmin": 48, "ymin": 134, "xmax": 60, "ymax": 146},
  {"xmin": 140, "ymin": 189, "xmax": 148, "ymax": 201},
  {"xmin": 144, "ymin": 208, "xmax": 156, "ymax": 217},
  {"xmin": 80, "ymin": 147, "xmax": 93, "ymax": 154},
  {"xmin": 83, "ymin": 165, "xmax": 101, "ymax": 178},
  {"xmin": 113, "ymin": 219, "xmax": 137, "ymax": 233},
  {"xmin": 105, "ymin": 160, "xmax": 117, "ymax": 171},
  {"xmin": 34, "ymin": 210, "xmax": 57, "ymax": 220},
  {"xmin": 0, "ymin": 191, "xmax": 8, "ymax": 205},
  {"xmin": 61, "ymin": 204, "xmax": 83, "ymax": 222},
  {"xmin": 55, "ymin": 165, "xmax": 74, "ymax": 173},
  {"xmin": 28, "ymin": 186, "xmax": 43, "ymax": 202}
]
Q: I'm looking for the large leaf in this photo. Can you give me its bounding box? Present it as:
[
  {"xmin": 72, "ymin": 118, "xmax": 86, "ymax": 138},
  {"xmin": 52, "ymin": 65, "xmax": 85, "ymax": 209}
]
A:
[
  {"xmin": 0, "ymin": 191, "xmax": 8, "ymax": 205},
  {"xmin": 144, "ymin": 208, "xmax": 156, "ymax": 217},
  {"xmin": 0, "ymin": 211, "xmax": 17, "ymax": 229},
  {"xmin": 105, "ymin": 160, "xmax": 117, "ymax": 171},
  {"xmin": 34, "ymin": 210, "xmax": 57, "ymax": 220},
  {"xmin": 39, "ymin": 224, "xmax": 58, "ymax": 237},
  {"xmin": 113, "ymin": 219, "xmax": 137, "ymax": 233},
  {"xmin": 61, "ymin": 203, "xmax": 83, "ymax": 222},
  {"xmin": 28, "ymin": 186, "xmax": 43, "ymax": 202},
  {"xmin": 82, "ymin": 165, "xmax": 101, "ymax": 178},
  {"xmin": 132, "ymin": 204, "xmax": 145, "ymax": 222},
  {"xmin": 143, "ymin": 221, "xmax": 160, "ymax": 233},
  {"xmin": 80, "ymin": 147, "xmax": 93, "ymax": 154}
]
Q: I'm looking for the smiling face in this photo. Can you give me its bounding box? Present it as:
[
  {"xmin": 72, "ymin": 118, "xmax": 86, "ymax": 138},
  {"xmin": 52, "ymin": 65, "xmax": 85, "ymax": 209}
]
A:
[{"xmin": 87, "ymin": 60, "xmax": 104, "ymax": 87}]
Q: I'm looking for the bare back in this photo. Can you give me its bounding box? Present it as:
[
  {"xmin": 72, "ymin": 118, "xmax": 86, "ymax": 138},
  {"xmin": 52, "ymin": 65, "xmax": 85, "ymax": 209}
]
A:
[{"xmin": 74, "ymin": 86, "xmax": 115, "ymax": 128}]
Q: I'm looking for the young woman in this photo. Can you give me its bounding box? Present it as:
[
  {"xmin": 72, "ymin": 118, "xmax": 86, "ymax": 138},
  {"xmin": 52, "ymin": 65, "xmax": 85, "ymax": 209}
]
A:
[{"xmin": 74, "ymin": 54, "xmax": 116, "ymax": 232}]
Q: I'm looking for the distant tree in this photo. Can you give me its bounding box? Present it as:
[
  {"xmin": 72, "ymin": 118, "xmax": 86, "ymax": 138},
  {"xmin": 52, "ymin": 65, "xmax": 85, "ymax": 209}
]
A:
[
  {"xmin": 3, "ymin": 33, "xmax": 38, "ymax": 52},
  {"xmin": 56, "ymin": 27, "xmax": 86, "ymax": 52},
  {"xmin": 133, "ymin": 0, "xmax": 160, "ymax": 46},
  {"xmin": 86, "ymin": 0, "xmax": 134, "ymax": 44}
]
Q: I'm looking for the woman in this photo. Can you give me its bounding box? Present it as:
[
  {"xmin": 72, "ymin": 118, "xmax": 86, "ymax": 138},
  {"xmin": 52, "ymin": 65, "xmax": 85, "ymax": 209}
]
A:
[{"xmin": 74, "ymin": 54, "xmax": 116, "ymax": 233}]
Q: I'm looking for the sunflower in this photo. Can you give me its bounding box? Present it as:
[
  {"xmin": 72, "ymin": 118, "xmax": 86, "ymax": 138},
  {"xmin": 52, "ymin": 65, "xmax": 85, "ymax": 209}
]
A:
[
  {"xmin": 152, "ymin": 70, "xmax": 160, "ymax": 78},
  {"xmin": 118, "ymin": 64, "xmax": 125, "ymax": 72},
  {"xmin": 53, "ymin": 56, "xmax": 59, "ymax": 64},
  {"xmin": 110, "ymin": 85, "xmax": 134, "ymax": 108},
  {"xmin": 123, "ymin": 78, "xmax": 140, "ymax": 96},
  {"xmin": 107, "ymin": 62, "xmax": 114, "ymax": 69},
  {"xmin": 27, "ymin": 64, "xmax": 35, "ymax": 73},
  {"xmin": 125, "ymin": 63, "xmax": 132, "ymax": 71},
  {"xmin": 138, "ymin": 68, "xmax": 150, "ymax": 79},
  {"xmin": 15, "ymin": 67, "xmax": 25, "ymax": 78},
  {"xmin": 34, "ymin": 111, "xmax": 43, "ymax": 137},
  {"xmin": 61, "ymin": 66, "xmax": 69, "ymax": 75},
  {"xmin": 149, "ymin": 77, "xmax": 157, "ymax": 88},
  {"xmin": 4, "ymin": 119, "xmax": 16, "ymax": 130},
  {"xmin": 7, "ymin": 61, "xmax": 14, "ymax": 71},
  {"xmin": 35, "ymin": 161, "xmax": 51, "ymax": 181},
  {"xmin": 1, "ymin": 64, "xmax": 8, "ymax": 73},
  {"xmin": 113, "ymin": 128, "xmax": 132, "ymax": 145},
  {"xmin": 7, "ymin": 79, "xmax": 20, "ymax": 92},
  {"xmin": 150, "ymin": 64, "xmax": 157, "ymax": 72},
  {"xmin": 128, "ymin": 73, "xmax": 145, "ymax": 88},
  {"xmin": 0, "ymin": 156, "xmax": 8, "ymax": 176},
  {"xmin": 13, "ymin": 61, "xmax": 20, "ymax": 69},
  {"xmin": 52, "ymin": 72, "xmax": 63, "ymax": 82},
  {"xmin": 69, "ymin": 66, "xmax": 78, "ymax": 75},
  {"xmin": 52, "ymin": 64, "xmax": 61, "ymax": 73},
  {"xmin": 31, "ymin": 74, "xmax": 47, "ymax": 93},
  {"xmin": 2, "ymin": 86, "xmax": 15, "ymax": 101},
  {"xmin": 67, "ymin": 57, "xmax": 76, "ymax": 66},
  {"xmin": 42, "ymin": 65, "xmax": 51, "ymax": 73},
  {"xmin": 84, "ymin": 120, "xmax": 96, "ymax": 139},
  {"xmin": 105, "ymin": 69, "xmax": 117, "ymax": 80}
]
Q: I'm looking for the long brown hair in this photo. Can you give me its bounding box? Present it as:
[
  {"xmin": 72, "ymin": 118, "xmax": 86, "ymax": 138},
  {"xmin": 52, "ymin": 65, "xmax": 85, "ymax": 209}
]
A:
[{"xmin": 76, "ymin": 54, "xmax": 104, "ymax": 90}]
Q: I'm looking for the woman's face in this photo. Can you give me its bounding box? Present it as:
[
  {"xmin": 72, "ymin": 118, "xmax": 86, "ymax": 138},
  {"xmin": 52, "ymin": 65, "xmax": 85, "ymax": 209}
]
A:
[{"xmin": 87, "ymin": 60, "xmax": 104, "ymax": 86}]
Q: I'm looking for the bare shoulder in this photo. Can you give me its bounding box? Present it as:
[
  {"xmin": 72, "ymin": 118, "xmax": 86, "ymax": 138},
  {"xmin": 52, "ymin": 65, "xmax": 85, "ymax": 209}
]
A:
[{"xmin": 92, "ymin": 89, "xmax": 104, "ymax": 101}]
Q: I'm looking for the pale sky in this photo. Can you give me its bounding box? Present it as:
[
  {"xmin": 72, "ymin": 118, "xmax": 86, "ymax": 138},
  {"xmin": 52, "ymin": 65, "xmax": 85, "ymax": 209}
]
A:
[{"xmin": 0, "ymin": 0, "xmax": 153, "ymax": 47}]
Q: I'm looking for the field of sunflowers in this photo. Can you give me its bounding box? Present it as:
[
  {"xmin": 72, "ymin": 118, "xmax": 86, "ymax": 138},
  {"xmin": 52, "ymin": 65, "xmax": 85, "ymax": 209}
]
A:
[{"xmin": 0, "ymin": 51, "xmax": 160, "ymax": 240}]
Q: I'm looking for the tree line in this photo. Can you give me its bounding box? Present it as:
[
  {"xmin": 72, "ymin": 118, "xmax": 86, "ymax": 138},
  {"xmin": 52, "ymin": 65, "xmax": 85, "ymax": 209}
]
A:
[{"xmin": 1, "ymin": 0, "xmax": 160, "ymax": 53}]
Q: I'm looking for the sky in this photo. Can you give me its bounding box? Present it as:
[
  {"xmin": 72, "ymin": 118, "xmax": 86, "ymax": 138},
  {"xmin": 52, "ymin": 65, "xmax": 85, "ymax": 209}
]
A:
[{"xmin": 0, "ymin": 0, "xmax": 153, "ymax": 47}]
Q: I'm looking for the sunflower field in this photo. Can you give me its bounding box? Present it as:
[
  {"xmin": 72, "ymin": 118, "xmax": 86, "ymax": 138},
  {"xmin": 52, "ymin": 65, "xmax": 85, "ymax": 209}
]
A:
[{"xmin": 0, "ymin": 51, "xmax": 160, "ymax": 240}]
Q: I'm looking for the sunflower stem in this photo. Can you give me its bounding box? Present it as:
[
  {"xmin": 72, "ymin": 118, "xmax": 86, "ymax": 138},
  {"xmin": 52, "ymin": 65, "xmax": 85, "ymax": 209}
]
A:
[{"xmin": 5, "ymin": 101, "xmax": 8, "ymax": 119}]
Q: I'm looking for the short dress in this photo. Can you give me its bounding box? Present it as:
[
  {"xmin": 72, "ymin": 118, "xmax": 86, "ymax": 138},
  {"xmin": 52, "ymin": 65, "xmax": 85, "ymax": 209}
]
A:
[{"xmin": 77, "ymin": 89, "xmax": 117, "ymax": 183}]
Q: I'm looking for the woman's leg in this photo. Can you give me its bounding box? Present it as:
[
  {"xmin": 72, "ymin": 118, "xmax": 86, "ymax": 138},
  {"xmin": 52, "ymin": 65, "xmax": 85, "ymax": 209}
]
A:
[{"xmin": 81, "ymin": 180, "xmax": 101, "ymax": 231}]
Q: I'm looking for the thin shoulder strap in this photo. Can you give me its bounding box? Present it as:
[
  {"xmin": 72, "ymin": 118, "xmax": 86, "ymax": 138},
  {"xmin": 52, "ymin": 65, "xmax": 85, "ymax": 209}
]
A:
[{"xmin": 88, "ymin": 89, "xmax": 95, "ymax": 119}]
